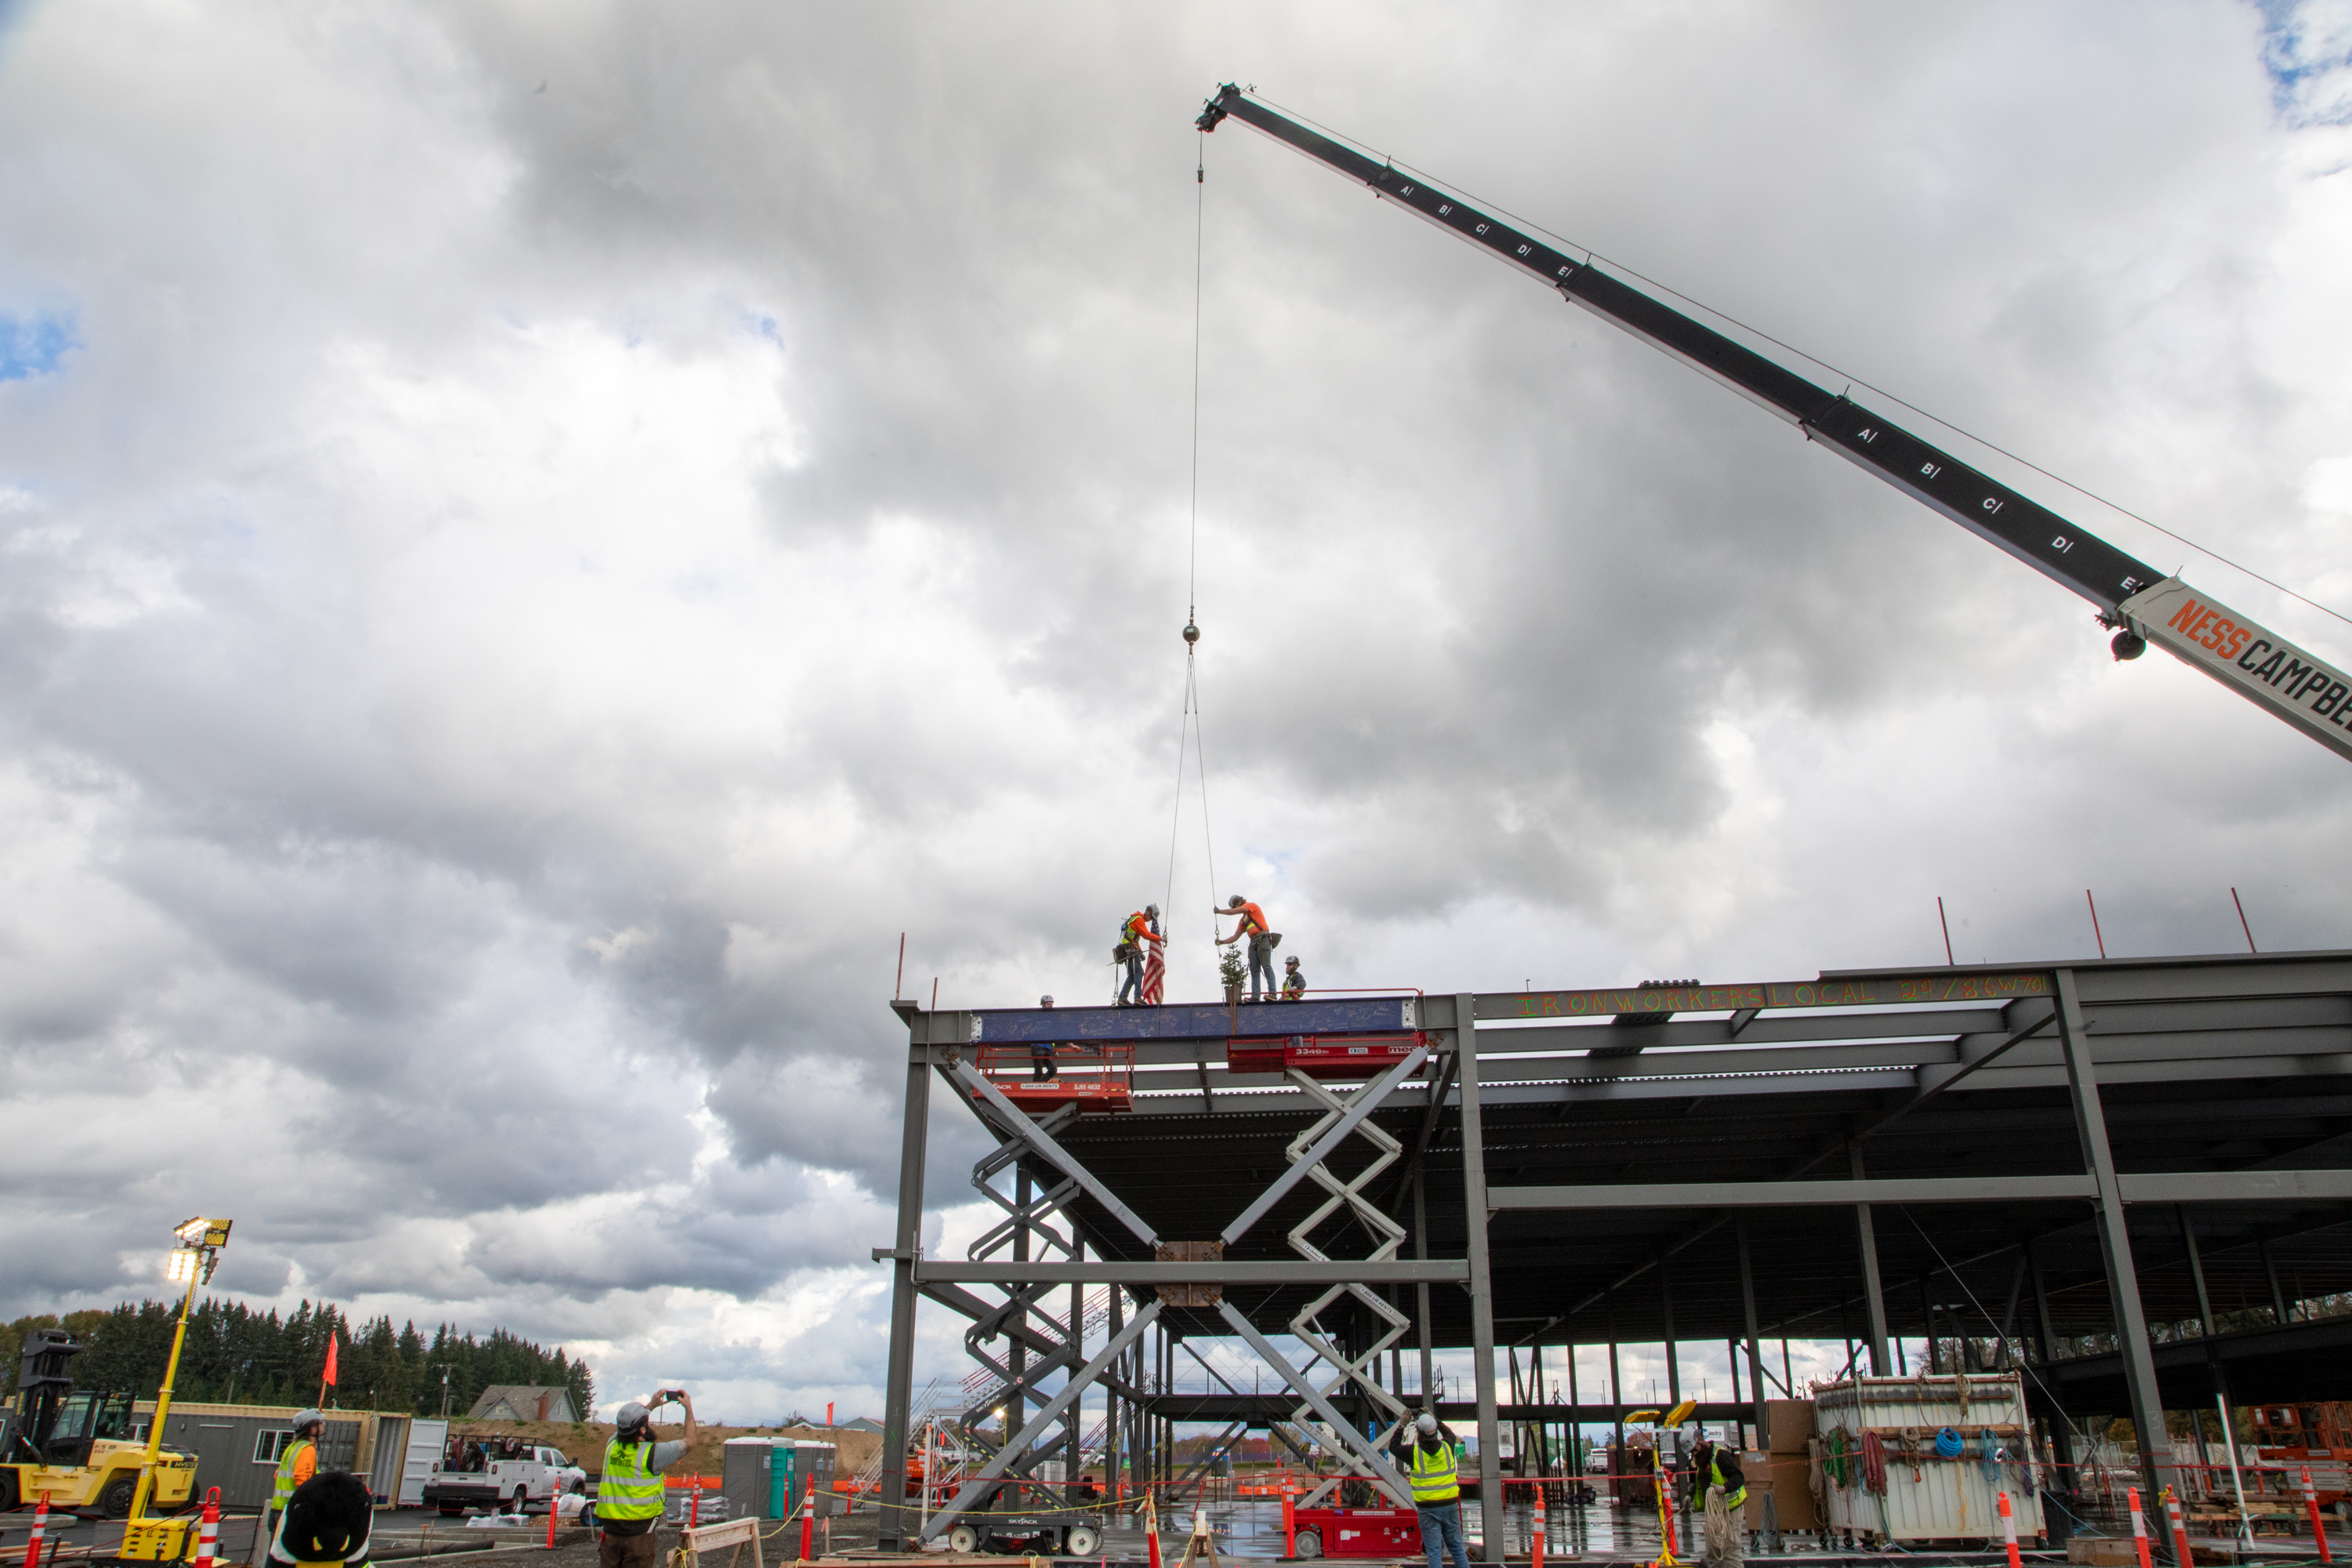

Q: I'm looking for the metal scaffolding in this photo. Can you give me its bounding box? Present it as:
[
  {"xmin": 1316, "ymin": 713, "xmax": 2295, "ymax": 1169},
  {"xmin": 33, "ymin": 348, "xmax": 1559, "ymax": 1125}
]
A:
[{"xmin": 874, "ymin": 952, "xmax": 2352, "ymax": 1559}]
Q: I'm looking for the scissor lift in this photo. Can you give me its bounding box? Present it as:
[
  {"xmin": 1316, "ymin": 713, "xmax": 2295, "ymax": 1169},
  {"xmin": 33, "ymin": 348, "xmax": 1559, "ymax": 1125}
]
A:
[
  {"xmin": 975, "ymin": 1042, "xmax": 1137, "ymax": 1112},
  {"xmin": 1226, "ymin": 1030, "xmax": 1426, "ymax": 1080}
]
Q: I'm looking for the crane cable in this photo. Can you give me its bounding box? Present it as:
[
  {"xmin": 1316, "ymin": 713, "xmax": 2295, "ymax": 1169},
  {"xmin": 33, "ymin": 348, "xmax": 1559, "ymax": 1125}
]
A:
[{"xmin": 1165, "ymin": 132, "xmax": 1221, "ymax": 946}]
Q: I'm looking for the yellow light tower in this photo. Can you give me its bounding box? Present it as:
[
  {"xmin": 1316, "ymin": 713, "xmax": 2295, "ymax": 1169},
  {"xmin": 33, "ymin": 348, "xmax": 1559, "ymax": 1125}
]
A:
[
  {"xmin": 1624, "ymin": 1399, "xmax": 1696, "ymax": 1568},
  {"xmin": 118, "ymin": 1217, "xmax": 233, "ymax": 1563}
]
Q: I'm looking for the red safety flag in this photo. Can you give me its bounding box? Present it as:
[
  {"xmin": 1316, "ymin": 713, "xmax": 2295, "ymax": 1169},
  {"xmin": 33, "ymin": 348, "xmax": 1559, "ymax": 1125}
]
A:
[{"xmin": 322, "ymin": 1336, "xmax": 339, "ymax": 1388}]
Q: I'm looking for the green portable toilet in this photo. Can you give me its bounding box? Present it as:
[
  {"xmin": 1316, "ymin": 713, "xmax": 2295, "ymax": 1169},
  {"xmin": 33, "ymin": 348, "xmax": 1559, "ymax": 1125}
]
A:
[{"xmin": 768, "ymin": 1440, "xmax": 837, "ymax": 1520}]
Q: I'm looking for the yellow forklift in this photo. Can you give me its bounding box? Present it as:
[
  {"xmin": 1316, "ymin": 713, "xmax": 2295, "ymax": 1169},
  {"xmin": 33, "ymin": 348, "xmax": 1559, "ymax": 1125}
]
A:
[{"xmin": 0, "ymin": 1331, "xmax": 196, "ymax": 1519}]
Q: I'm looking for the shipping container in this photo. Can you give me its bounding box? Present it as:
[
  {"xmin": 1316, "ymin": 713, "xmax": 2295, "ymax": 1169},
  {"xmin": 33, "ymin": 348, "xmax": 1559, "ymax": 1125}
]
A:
[{"xmin": 1814, "ymin": 1375, "xmax": 2045, "ymax": 1546}]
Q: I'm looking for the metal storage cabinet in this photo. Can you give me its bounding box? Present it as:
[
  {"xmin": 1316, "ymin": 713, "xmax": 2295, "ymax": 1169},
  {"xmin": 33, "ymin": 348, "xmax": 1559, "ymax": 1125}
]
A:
[{"xmin": 1816, "ymin": 1374, "xmax": 2045, "ymax": 1544}]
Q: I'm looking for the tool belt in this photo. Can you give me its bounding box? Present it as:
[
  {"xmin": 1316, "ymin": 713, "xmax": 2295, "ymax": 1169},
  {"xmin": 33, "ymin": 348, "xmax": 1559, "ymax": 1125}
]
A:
[{"xmin": 1113, "ymin": 942, "xmax": 1138, "ymax": 963}]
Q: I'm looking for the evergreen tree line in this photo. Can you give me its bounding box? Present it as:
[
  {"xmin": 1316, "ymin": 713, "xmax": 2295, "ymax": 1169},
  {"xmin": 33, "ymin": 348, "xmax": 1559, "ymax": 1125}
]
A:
[{"xmin": 0, "ymin": 1299, "xmax": 593, "ymax": 1421}]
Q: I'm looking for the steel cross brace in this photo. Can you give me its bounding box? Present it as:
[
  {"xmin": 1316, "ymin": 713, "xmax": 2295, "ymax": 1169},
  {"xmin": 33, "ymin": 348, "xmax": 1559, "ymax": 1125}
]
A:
[
  {"xmin": 1217, "ymin": 1300, "xmax": 1414, "ymax": 1508},
  {"xmin": 1183, "ymin": 1341, "xmax": 1320, "ymax": 1475},
  {"xmin": 949, "ymin": 1054, "xmax": 1159, "ymax": 1246},
  {"xmin": 919, "ymin": 1301, "xmax": 1165, "ymax": 1542}
]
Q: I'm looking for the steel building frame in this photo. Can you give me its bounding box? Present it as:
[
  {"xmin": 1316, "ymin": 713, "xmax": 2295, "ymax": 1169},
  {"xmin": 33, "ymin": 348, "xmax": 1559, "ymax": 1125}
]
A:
[{"xmin": 874, "ymin": 952, "xmax": 2352, "ymax": 1559}]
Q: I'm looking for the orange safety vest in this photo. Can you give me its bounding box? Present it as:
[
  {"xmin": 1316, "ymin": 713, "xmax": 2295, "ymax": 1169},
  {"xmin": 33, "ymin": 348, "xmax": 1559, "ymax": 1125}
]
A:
[{"xmin": 1233, "ymin": 902, "xmax": 1268, "ymax": 937}]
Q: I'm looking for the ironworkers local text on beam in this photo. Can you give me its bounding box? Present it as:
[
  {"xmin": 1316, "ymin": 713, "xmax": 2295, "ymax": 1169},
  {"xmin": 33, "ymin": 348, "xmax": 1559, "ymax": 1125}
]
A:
[{"xmin": 1480, "ymin": 971, "xmax": 2049, "ymax": 1021}]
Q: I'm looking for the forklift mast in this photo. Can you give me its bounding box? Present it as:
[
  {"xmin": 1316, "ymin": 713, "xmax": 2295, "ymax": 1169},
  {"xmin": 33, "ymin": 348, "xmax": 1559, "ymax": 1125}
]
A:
[
  {"xmin": 1196, "ymin": 85, "xmax": 2352, "ymax": 763},
  {"xmin": 2, "ymin": 1328, "xmax": 82, "ymax": 1466}
]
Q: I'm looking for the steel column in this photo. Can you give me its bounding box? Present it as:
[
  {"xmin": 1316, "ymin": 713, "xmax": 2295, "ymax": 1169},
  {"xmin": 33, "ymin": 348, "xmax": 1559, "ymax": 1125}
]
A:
[
  {"xmin": 2030, "ymin": 1240, "xmax": 2059, "ymax": 1364},
  {"xmin": 1661, "ymin": 1259, "xmax": 1680, "ymax": 1407},
  {"xmin": 2054, "ymin": 965, "xmax": 2180, "ymax": 1530},
  {"xmin": 1738, "ymin": 1217, "xmax": 1767, "ymax": 1449},
  {"xmin": 1414, "ymin": 1169, "xmax": 1435, "ymax": 1411},
  {"xmin": 878, "ymin": 1044, "xmax": 933, "ymax": 1552},
  {"xmin": 1850, "ymin": 1143, "xmax": 1891, "ymax": 1374},
  {"xmin": 1454, "ymin": 993, "xmax": 1504, "ymax": 1561},
  {"xmin": 2261, "ymin": 1236, "xmax": 2292, "ymax": 1324}
]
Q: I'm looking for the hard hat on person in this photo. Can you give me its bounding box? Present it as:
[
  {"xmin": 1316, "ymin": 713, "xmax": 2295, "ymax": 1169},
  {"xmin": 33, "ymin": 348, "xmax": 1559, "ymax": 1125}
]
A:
[
  {"xmin": 1040, "ymin": 995, "xmax": 1054, "ymax": 1007},
  {"xmin": 1229, "ymin": 895, "xmax": 1246, "ymax": 909},
  {"xmin": 1285, "ymin": 955, "xmax": 1300, "ymax": 967},
  {"xmin": 615, "ymin": 1401, "xmax": 650, "ymax": 1436},
  {"xmin": 291, "ymin": 1409, "xmax": 324, "ymax": 1434},
  {"xmin": 1416, "ymin": 1413, "xmax": 1438, "ymax": 1436},
  {"xmin": 1145, "ymin": 903, "xmax": 1159, "ymax": 917}
]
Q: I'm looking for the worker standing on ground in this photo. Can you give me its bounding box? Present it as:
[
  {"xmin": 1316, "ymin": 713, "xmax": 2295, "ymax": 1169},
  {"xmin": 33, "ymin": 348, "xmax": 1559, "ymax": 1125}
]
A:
[
  {"xmin": 1391, "ymin": 1413, "xmax": 1471, "ymax": 1568},
  {"xmin": 1214, "ymin": 895, "xmax": 1276, "ymax": 1001},
  {"xmin": 1689, "ymin": 1435, "xmax": 1746, "ymax": 1568},
  {"xmin": 1280, "ymin": 954, "xmax": 1305, "ymax": 1000},
  {"xmin": 596, "ymin": 1390, "xmax": 698, "ymax": 1568},
  {"xmin": 1115, "ymin": 905, "xmax": 1162, "ymax": 1007},
  {"xmin": 250, "ymin": 1409, "xmax": 323, "ymax": 1565}
]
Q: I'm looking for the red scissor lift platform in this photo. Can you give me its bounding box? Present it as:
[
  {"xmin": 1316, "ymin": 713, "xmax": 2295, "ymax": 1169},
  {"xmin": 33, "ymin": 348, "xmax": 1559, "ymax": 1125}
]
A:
[
  {"xmin": 1226, "ymin": 1030, "xmax": 1425, "ymax": 1079},
  {"xmin": 975, "ymin": 1042, "xmax": 1137, "ymax": 1113}
]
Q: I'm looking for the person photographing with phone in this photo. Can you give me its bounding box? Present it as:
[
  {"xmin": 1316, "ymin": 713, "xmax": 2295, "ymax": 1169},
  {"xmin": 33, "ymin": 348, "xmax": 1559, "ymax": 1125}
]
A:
[{"xmin": 597, "ymin": 1388, "xmax": 698, "ymax": 1568}]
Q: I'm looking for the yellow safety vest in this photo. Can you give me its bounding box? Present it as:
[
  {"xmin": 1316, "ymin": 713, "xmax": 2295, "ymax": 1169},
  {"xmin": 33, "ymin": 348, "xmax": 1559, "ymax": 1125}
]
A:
[
  {"xmin": 273, "ymin": 1439, "xmax": 316, "ymax": 1509},
  {"xmin": 1406, "ymin": 1439, "xmax": 1459, "ymax": 1505},
  {"xmin": 1706, "ymin": 1452, "xmax": 1747, "ymax": 1509},
  {"xmin": 599, "ymin": 1439, "xmax": 666, "ymax": 1522}
]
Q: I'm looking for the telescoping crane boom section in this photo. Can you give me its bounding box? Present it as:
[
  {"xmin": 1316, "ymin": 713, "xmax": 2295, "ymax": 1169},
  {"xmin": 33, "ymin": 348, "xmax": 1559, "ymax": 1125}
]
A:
[{"xmin": 1196, "ymin": 85, "xmax": 2352, "ymax": 765}]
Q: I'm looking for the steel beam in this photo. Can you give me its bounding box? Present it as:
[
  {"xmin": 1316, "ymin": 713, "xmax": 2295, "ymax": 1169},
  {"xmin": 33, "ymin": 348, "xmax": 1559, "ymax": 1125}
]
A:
[
  {"xmin": 1485, "ymin": 1170, "xmax": 2352, "ymax": 1210},
  {"xmin": 1489, "ymin": 1174, "xmax": 2098, "ymax": 1208},
  {"xmin": 2055, "ymin": 966, "xmax": 2180, "ymax": 1538},
  {"xmin": 912, "ymin": 1259, "xmax": 1469, "ymax": 1284}
]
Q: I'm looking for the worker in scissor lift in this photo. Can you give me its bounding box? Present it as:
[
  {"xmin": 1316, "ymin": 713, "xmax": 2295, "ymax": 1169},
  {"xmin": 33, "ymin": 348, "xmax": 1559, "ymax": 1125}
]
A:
[
  {"xmin": 1214, "ymin": 895, "xmax": 1278, "ymax": 1001},
  {"xmin": 1114, "ymin": 905, "xmax": 1163, "ymax": 1007},
  {"xmin": 1280, "ymin": 954, "xmax": 1305, "ymax": 1000},
  {"xmin": 1032, "ymin": 995, "xmax": 1058, "ymax": 1080}
]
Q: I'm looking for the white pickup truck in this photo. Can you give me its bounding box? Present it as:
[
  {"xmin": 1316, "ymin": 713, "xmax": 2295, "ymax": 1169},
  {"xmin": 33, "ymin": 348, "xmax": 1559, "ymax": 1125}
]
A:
[{"xmin": 421, "ymin": 1443, "xmax": 587, "ymax": 1515}]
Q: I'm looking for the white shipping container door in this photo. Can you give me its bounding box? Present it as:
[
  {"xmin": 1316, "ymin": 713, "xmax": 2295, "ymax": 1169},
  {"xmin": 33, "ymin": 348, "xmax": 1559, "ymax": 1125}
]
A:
[{"xmin": 403, "ymin": 1421, "xmax": 450, "ymax": 1507}]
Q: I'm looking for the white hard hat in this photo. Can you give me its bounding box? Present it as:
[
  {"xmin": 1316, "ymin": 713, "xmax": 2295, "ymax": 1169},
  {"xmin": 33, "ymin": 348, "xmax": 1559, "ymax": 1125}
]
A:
[{"xmin": 1416, "ymin": 1413, "xmax": 1437, "ymax": 1436}]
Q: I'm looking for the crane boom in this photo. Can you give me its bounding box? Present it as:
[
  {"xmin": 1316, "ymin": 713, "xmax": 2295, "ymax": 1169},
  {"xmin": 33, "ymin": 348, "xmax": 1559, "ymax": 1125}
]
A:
[{"xmin": 1197, "ymin": 85, "xmax": 2352, "ymax": 764}]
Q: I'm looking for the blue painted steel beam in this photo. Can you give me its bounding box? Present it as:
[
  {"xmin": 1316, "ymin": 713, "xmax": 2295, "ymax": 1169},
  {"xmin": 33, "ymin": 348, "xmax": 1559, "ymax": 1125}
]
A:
[{"xmin": 964, "ymin": 995, "xmax": 1417, "ymax": 1044}]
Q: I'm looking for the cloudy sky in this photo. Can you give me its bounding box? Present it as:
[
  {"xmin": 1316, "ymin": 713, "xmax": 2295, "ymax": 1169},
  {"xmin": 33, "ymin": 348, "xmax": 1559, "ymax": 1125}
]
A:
[{"xmin": 2, "ymin": 1, "xmax": 2349, "ymax": 1422}]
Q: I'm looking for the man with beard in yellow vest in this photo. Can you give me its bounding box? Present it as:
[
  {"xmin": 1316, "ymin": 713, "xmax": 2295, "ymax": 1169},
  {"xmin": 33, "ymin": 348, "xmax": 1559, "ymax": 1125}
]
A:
[
  {"xmin": 1391, "ymin": 1412, "xmax": 1472, "ymax": 1568},
  {"xmin": 596, "ymin": 1390, "xmax": 698, "ymax": 1568}
]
